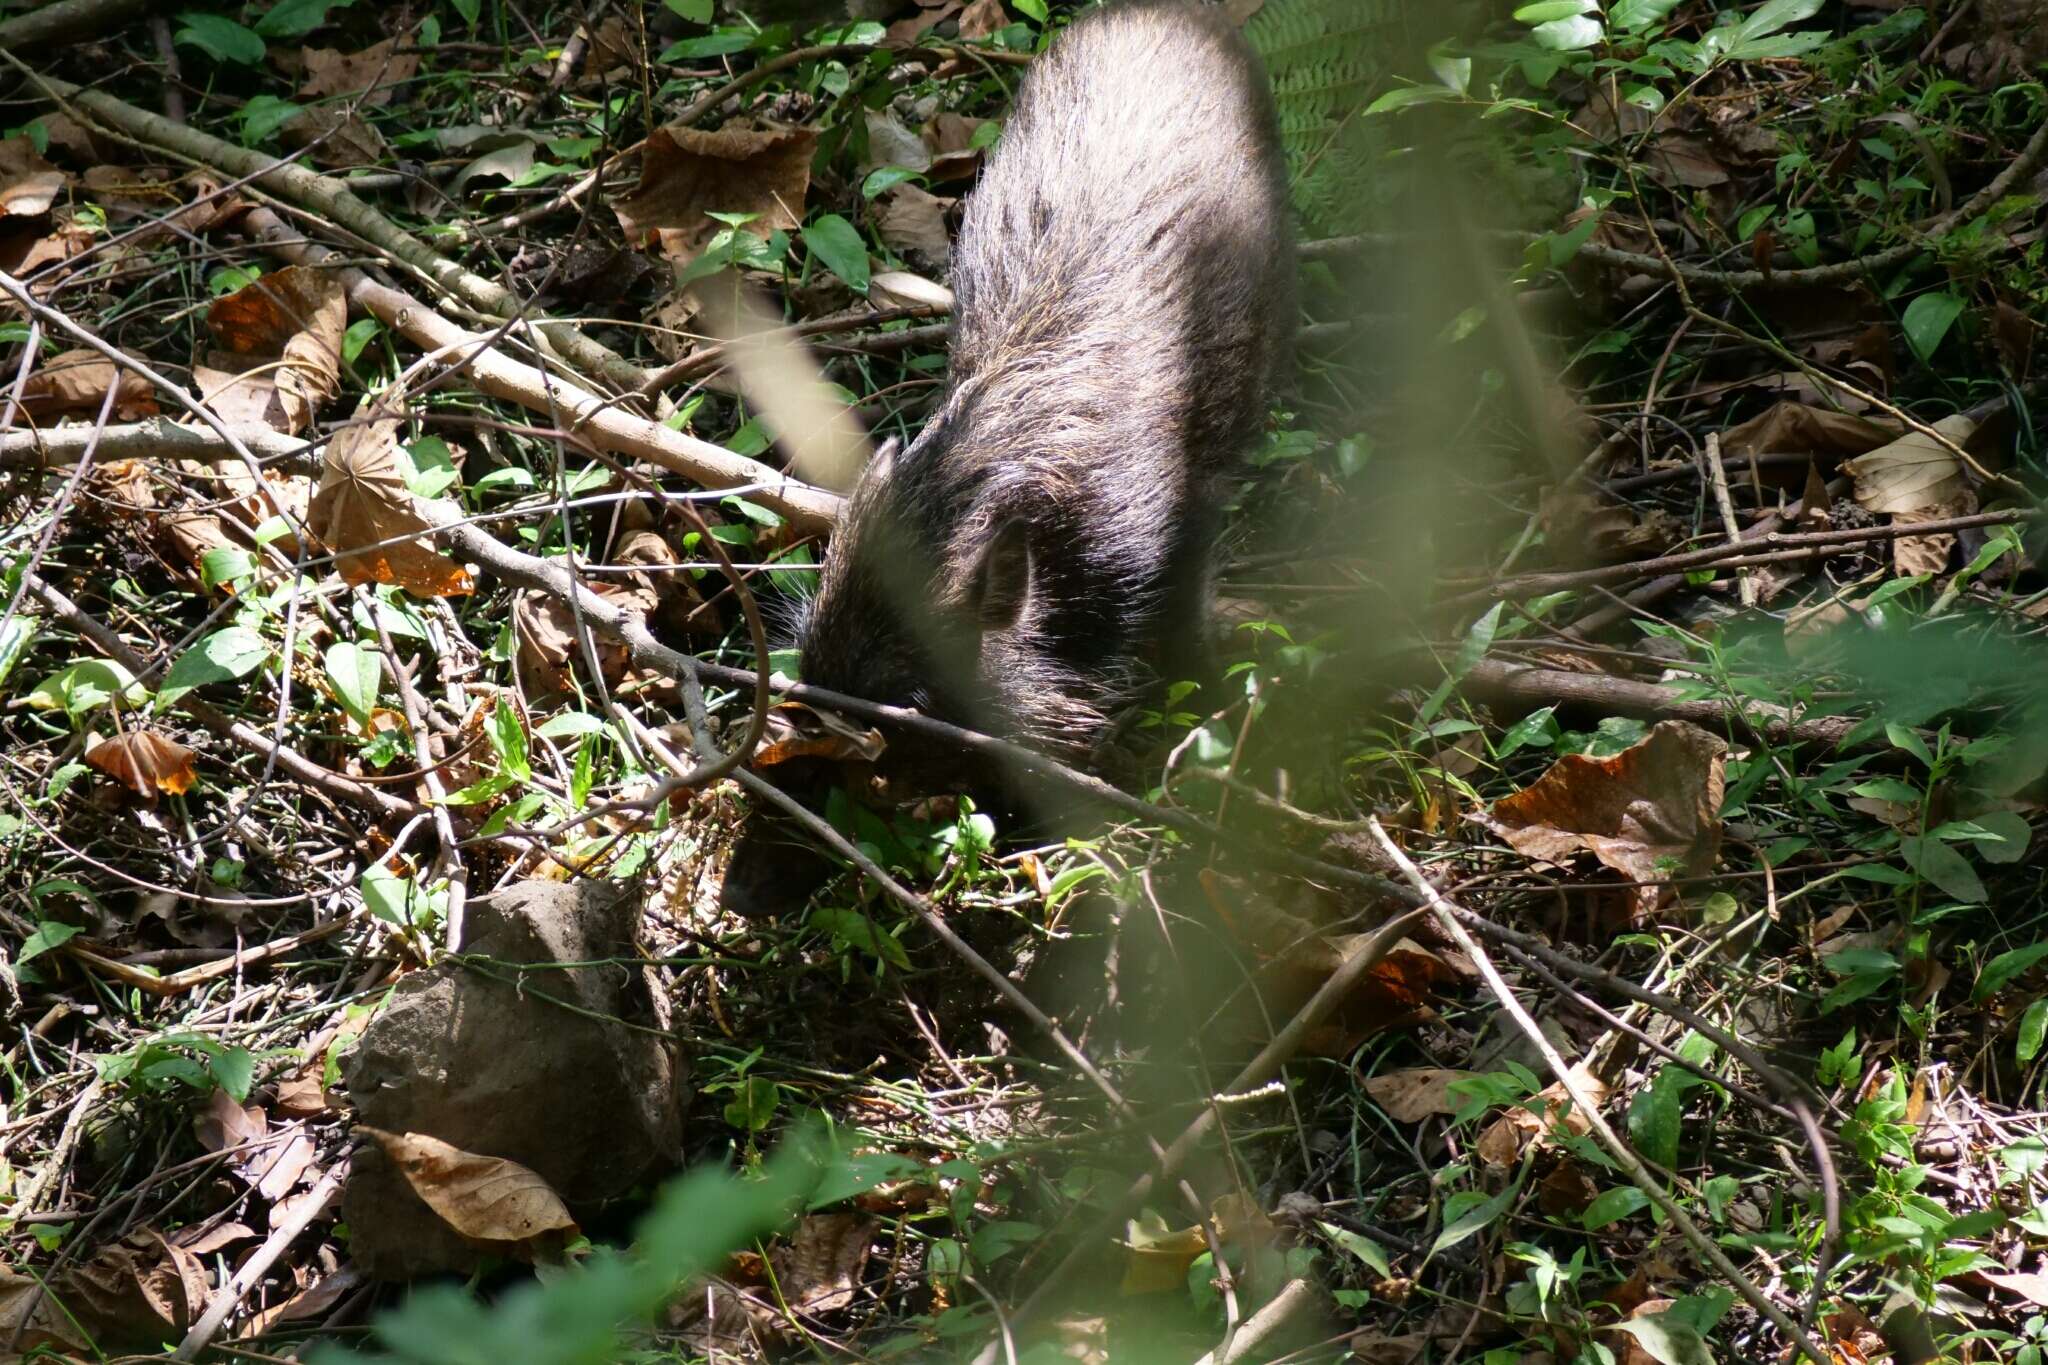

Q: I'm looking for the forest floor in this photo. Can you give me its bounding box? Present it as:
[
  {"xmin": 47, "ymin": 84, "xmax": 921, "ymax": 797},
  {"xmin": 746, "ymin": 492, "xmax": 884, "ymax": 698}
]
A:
[{"xmin": 1, "ymin": 0, "xmax": 2046, "ymax": 1362}]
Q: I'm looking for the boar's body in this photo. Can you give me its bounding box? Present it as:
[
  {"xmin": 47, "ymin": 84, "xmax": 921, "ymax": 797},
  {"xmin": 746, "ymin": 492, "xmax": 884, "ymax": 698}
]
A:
[{"xmin": 800, "ymin": 0, "xmax": 1293, "ymax": 759}]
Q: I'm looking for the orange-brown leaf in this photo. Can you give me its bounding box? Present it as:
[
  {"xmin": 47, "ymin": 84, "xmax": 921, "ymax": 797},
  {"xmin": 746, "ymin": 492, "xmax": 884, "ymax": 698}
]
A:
[
  {"xmin": 361, "ymin": 1127, "xmax": 578, "ymax": 1260},
  {"xmin": 20, "ymin": 348, "xmax": 159, "ymax": 421},
  {"xmin": 87, "ymin": 731, "xmax": 198, "ymax": 798},
  {"xmin": 308, "ymin": 416, "xmax": 473, "ymax": 597},
  {"xmin": 613, "ymin": 124, "xmax": 817, "ymax": 261}
]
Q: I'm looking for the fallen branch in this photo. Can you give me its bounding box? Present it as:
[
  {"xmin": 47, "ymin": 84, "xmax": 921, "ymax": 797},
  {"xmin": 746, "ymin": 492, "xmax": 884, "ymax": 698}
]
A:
[
  {"xmin": 1460, "ymin": 658, "xmax": 1860, "ymax": 748},
  {"xmin": 26, "ymin": 73, "xmax": 663, "ymax": 397},
  {"xmin": 237, "ymin": 208, "xmax": 840, "ymax": 529}
]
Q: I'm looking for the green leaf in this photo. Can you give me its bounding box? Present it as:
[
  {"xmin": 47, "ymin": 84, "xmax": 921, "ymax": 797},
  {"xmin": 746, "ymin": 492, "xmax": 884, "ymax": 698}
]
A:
[
  {"xmin": 200, "ymin": 545, "xmax": 257, "ymax": 591},
  {"xmin": 1885, "ymin": 723, "xmax": 1934, "ymax": 769},
  {"xmin": 324, "ymin": 641, "xmax": 382, "ymax": 728},
  {"xmin": 1970, "ymin": 810, "xmax": 2033, "ymax": 864},
  {"xmin": 1611, "ymin": 0, "xmax": 1682, "ymax": 30},
  {"xmin": 240, "ymin": 94, "xmax": 304, "ymax": 145},
  {"xmin": 1513, "ymin": 0, "xmax": 1595, "ymax": 20},
  {"xmin": 1899, "ymin": 834, "xmax": 1985, "ymax": 904},
  {"xmin": 664, "ymin": 0, "xmax": 713, "ymax": 19},
  {"xmin": 255, "ymin": 0, "xmax": 353, "ymax": 38},
  {"xmin": 802, "ymin": 214, "xmax": 870, "ymax": 294},
  {"xmin": 1610, "ymin": 1311, "xmax": 1717, "ymax": 1365},
  {"xmin": 1582, "ymin": 1185, "xmax": 1652, "ymax": 1230},
  {"xmin": 449, "ymin": 0, "xmax": 480, "ymax": 24},
  {"xmin": 1013, "ymin": 0, "xmax": 1047, "ymax": 21},
  {"xmin": 2020, "ymin": 999, "xmax": 2048, "ymax": 1064},
  {"xmin": 810, "ymin": 906, "xmax": 912, "ymax": 971},
  {"xmin": 406, "ymin": 435, "xmax": 461, "ymax": 497},
  {"xmin": 1901, "ymin": 291, "xmax": 1965, "ymax": 366},
  {"xmin": 1978, "ymin": 941, "xmax": 2048, "ymax": 1001},
  {"xmin": 861, "ymin": 166, "xmax": 920, "ymax": 199},
  {"xmin": 341, "ymin": 317, "xmax": 381, "ymax": 365},
  {"xmin": 1738, "ymin": 0, "xmax": 1824, "ymax": 41},
  {"xmin": 210, "ymin": 1046, "xmax": 256, "ymax": 1102},
  {"xmin": 175, "ymin": 12, "xmax": 266, "ymax": 64},
  {"xmin": 536, "ymin": 712, "xmax": 606, "ymax": 740},
  {"xmin": 1530, "ymin": 15, "xmax": 1604, "ymax": 50},
  {"xmin": 18, "ymin": 920, "xmax": 82, "ymax": 966},
  {"xmin": 1429, "ymin": 1185, "xmax": 1514, "ymax": 1259},
  {"xmin": 1366, "ymin": 85, "xmax": 1464, "ymax": 114},
  {"xmin": 27, "ymin": 659, "xmax": 146, "ymax": 719},
  {"xmin": 161, "ymin": 627, "xmax": 271, "ymax": 703},
  {"xmin": 722, "ymin": 1076, "xmax": 779, "ymax": 1132},
  {"xmin": 659, "ymin": 28, "xmax": 759, "ymax": 60},
  {"xmin": 1319, "ymin": 1221, "xmax": 1391, "ymax": 1278},
  {"xmin": 1452, "ymin": 602, "xmax": 1504, "ymax": 679},
  {"xmin": 489, "ymin": 699, "xmax": 531, "ymax": 781}
]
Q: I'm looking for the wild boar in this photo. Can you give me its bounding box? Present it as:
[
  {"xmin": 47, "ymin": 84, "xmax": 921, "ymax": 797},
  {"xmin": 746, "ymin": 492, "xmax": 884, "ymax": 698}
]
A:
[{"xmin": 798, "ymin": 0, "xmax": 1293, "ymax": 762}]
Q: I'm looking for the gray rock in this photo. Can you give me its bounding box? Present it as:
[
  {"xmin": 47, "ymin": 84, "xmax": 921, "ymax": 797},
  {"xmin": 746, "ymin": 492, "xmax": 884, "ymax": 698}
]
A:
[{"xmin": 342, "ymin": 879, "xmax": 686, "ymax": 1278}]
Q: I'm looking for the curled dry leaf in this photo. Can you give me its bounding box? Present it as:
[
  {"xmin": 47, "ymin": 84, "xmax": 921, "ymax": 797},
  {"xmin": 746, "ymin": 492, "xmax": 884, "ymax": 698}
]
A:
[
  {"xmin": 773, "ymin": 1212, "xmax": 876, "ymax": 1314},
  {"xmin": 875, "ymin": 185, "xmax": 954, "ymax": 267},
  {"xmin": 870, "ymin": 270, "xmax": 954, "ymax": 311},
  {"xmin": 957, "ymin": 0, "xmax": 1009, "ymax": 40},
  {"xmin": 282, "ymin": 106, "xmax": 391, "ymax": 168},
  {"xmin": 1363, "ymin": 1067, "xmax": 1476, "ymax": 1124},
  {"xmin": 1482, "ymin": 720, "xmax": 1727, "ymax": 916},
  {"xmin": 86, "ymin": 730, "xmax": 199, "ymax": 798},
  {"xmin": 1537, "ymin": 1159, "xmax": 1599, "ymax": 1216},
  {"xmin": 923, "ymin": 113, "xmax": 992, "ymax": 181},
  {"xmin": 1718, "ymin": 400, "xmax": 1898, "ymax": 460},
  {"xmin": 0, "ymin": 136, "xmax": 65, "ymax": 218},
  {"xmin": 201, "ymin": 265, "xmax": 347, "ymax": 436},
  {"xmin": 753, "ymin": 700, "xmax": 887, "ymax": 766},
  {"xmin": 45, "ymin": 1229, "xmax": 208, "ymax": 1349},
  {"xmin": 20, "ymin": 347, "xmax": 159, "ymax": 421},
  {"xmin": 1474, "ymin": 1062, "xmax": 1610, "ymax": 1167},
  {"xmin": 308, "ymin": 415, "xmax": 475, "ymax": 597},
  {"xmin": 613, "ymin": 124, "xmax": 817, "ymax": 261},
  {"xmin": 1841, "ymin": 412, "xmax": 1977, "ymax": 515},
  {"xmin": 361, "ymin": 1126, "xmax": 580, "ymax": 1260},
  {"xmin": 299, "ymin": 39, "xmax": 420, "ymax": 107},
  {"xmin": 194, "ymin": 1085, "xmax": 267, "ymax": 1157},
  {"xmin": 1, "ymin": 215, "xmax": 94, "ymax": 280}
]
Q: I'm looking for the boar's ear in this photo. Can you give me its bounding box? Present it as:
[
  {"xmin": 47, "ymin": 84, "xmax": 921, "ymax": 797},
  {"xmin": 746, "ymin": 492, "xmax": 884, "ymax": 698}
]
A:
[{"xmin": 966, "ymin": 518, "xmax": 1032, "ymax": 632}]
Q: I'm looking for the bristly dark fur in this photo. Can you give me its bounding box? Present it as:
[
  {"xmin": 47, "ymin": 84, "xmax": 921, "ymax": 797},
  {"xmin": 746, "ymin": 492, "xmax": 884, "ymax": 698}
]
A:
[{"xmin": 799, "ymin": 0, "xmax": 1294, "ymax": 759}]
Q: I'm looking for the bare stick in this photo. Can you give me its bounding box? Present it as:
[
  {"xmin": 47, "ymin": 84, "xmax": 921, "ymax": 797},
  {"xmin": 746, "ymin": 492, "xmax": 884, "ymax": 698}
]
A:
[{"xmin": 174, "ymin": 1162, "xmax": 347, "ymax": 1357}]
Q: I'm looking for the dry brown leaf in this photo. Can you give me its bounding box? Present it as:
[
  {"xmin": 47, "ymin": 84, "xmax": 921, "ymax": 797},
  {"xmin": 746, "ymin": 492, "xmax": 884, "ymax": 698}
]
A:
[
  {"xmin": 1537, "ymin": 1159, "xmax": 1599, "ymax": 1216},
  {"xmin": 613, "ymin": 124, "xmax": 817, "ymax": 262},
  {"xmin": 1893, "ymin": 489, "xmax": 1975, "ymax": 575},
  {"xmin": 1482, "ymin": 720, "xmax": 1727, "ymax": 915},
  {"xmin": 202, "ymin": 265, "xmax": 347, "ymax": 435},
  {"xmin": 0, "ymin": 136, "xmax": 65, "ymax": 218},
  {"xmin": 1982, "ymin": 1268, "xmax": 2048, "ymax": 1307},
  {"xmin": 0, "ymin": 215, "xmax": 94, "ymax": 278},
  {"xmin": 754, "ymin": 700, "xmax": 887, "ymax": 766},
  {"xmin": 863, "ymin": 109, "xmax": 932, "ymax": 174},
  {"xmin": 772, "ymin": 1213, "xmax": 875, "ymax": 1314},
  {"xmin": 1842, "ymin": 413, "xmax": 1976, "ymax": 516},
  {"xmin": 54, "ymin": 1230, "xmax": 207, "ymax": 1348},
  {"xmin": 924, "ymin": 113, "xmax": 991, "ymax": 180},
  {"xmin": 256, "ymin": 1128, "xmax": 318, "ymax": 1204},
  {"xmin": 87, "ymin": 730, "xmax": 199, "ymax": 798},
  {"xmin": 1719, "ymin": 401, "xmax": 1899, "ymax": 460},
  {"xmin": 647, "ymin": 287, "xmax": 704, "ymax": 362},
  {"xmin": 1363, "ymin": 1067, "xmax": 1475, "ymax": 1124},
  {"xmin": 1349, "ymin": 1333, "xmax": 1430, "ymax": 1365},
  {"xmin": 1643, "ymin": 134, "xmax": 1729, "ymax": 188},
  {"xmin": 1474, "ymin": 1063, "xmax": 1610, "ymax": 1166},
  {"xmin": 870, "ymin": 270, "xmax": 954, "ymax": 311},
  {"xmin": 0, "ymin": 1266, "xmax": 91, "ymax": 1354},
  {"xmin": 957, "ymin": 0, "xmax": 1009, "ymax": 39},
  {"xmin": 194, "ymin": 1085, "xmax": 267, "ymax": 1154},
  {"xmin": 308, "ymin": 416, "xmax": 475, "ymax": 596},
  {"xmin": 875, "ymin": 184, "xmax": 953, "ymax": 266},
  {"xmin": 282, "ymin": 106, "xmax": 390, "ymax": 168},
  {"xmin": 20, "ymin": 347, "xmax": 159, "ymax": 421},
  {"xmin": 299, "ymin": 39, "xmax": 420, "ymax": 106},
  {"xmin": 274, "ymin": 1068, "xmax": 335, "ymax": 1117},
  {"xmin": 886, "ymin": 0, "xmax": 961, "ymax": 46},
  {"xmin": 363, "ymin": 1127, "xmax": 580, "ymax": 1259}
]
